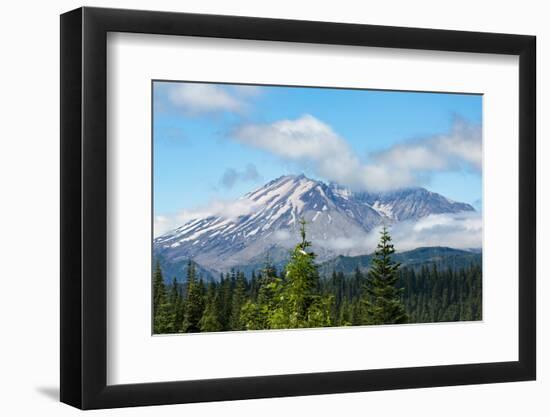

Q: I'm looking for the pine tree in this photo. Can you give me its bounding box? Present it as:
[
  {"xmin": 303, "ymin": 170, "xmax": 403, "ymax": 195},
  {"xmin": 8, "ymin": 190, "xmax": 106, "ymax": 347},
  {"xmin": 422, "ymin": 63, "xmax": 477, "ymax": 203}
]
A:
[
  {"xmin": 182, "ymin": 261, "xmax": 205, "ymax": 332},
  {"xmin": 169, "ymin": 277, "xmax": 183, "ymax": 332},
  {"xmin": 152, "ymin": 261, "xmax": 164, "ymax": 318},
  {"xmin": 199, "ymin": 282, "xmax": 222, "ymax": 332},
  {"xmin": 353, "ymin": 267, "xmax": 365, "ymax": 300},
  {"xmin": 241, "ymin": 257, "xmax": 281, "ymax": 330},
  {"xmin": 338, "ymin": 298, "xmax": 351, "ymax": 326},
  {"xmin": 271, "ymin": 219, "xmax": 331, "ymax": 329},
  {"xmin": 154, "ymin": 300, "xmax": 174, "ymax": 334},
  {"xmin": 249, "ymin": 270, "xmax": 259, "ymax": 301},
  {"xmin": 218, "ymin": 275, "xmax": 233, "ymax": 330},
  {"xmin": 152, "ymin": 261, "xmax": 173, "ymax": 334},
  {"xmin": 362, "ymin": 226, "xmax": 408, "ymax": 325},
  {"xmin": 287, "ymin": 218, "xmax": 319, "ymax": 325},
  {"xmin": 230, "ymin": 272, "xmax": 247, "ymax": 330}
]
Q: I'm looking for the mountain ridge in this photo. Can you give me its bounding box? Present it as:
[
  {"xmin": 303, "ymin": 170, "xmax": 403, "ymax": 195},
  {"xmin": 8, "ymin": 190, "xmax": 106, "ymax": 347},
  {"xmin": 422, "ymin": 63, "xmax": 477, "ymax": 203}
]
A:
[
  {"xmin": 317, "ymin": 246, "xmax": 482, "ymax": 277},
  {"xmin": 154, "ymin": 174, "xmax": 476, "ymax": 278},
  {"xmin": 156, "ymin": 246, "xmax": 481, "ymax": 283}
]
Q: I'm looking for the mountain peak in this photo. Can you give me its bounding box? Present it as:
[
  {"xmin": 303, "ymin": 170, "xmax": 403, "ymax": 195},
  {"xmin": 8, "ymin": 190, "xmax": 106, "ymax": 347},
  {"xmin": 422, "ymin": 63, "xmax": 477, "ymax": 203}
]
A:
[{"xmin": 269, "ymin": 173, "xmax": 314, "ymax": 184}]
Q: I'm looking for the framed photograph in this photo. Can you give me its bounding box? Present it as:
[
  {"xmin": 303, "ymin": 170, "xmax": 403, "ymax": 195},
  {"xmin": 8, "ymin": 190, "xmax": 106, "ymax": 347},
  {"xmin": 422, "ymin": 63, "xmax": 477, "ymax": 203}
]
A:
[{"xmin": 60, "ymin": 6, "xmax": 536, "ymax": 409}]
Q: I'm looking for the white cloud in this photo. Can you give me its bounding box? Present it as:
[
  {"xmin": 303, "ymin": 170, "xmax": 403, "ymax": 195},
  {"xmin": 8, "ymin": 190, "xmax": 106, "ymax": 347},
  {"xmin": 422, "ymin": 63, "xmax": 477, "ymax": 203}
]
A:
[
  {"xmin": 232, "ymin": 115, "xmax": 481, "ymax": 191},
  {"xmin": 154, "ymin": 198, "xmax": 262, "ymax": 237},
  {"xmin": 372, "ymin": 118, "xmax": 481, "ymax": 174},
  {"xmin": 317, "ymin": 211, "xmax": 482, "ymax": 255},
  {"xmin": 167, "ymin": 83, "xmax": 259, "ymax": 115},
  {"xmin": 233, "ymin": 114, "xmax": 378, "ymax": 187},
  {"xmin": 392, "ymin": 211, "xmax": 482, "ymax": 251},
  {"xmin": 273, "ymin": 230, "xmax": 291, "ymax": 241},
  {"xmin": 154, "ymin": 215, "xmax": 180, "ymax": 240}
]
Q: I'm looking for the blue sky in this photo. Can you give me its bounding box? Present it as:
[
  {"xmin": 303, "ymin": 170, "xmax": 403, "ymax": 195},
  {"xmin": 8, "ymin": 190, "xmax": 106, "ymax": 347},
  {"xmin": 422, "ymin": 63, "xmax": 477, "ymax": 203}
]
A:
[{"xmin": 153, "ymin": 81, "xmax": 482, "ymax": 229}]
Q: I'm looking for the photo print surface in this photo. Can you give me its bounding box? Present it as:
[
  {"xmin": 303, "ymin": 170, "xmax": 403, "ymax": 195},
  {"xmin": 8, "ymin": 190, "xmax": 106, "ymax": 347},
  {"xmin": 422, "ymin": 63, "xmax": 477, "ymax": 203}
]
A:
[{"xmin": 152, "ymin": 81, "xmax": 482, "ymax": 334}]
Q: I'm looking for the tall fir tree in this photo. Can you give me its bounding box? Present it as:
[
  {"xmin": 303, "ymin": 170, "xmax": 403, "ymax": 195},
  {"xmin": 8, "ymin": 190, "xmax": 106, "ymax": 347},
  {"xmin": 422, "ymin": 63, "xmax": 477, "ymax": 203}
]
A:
[
  {"xmin": 169, "ymin": 277, "xmax": 183, "ymax": 333},
  {"xmin": 152, "ymin": 261, "xmax": 164, "ymax": 318},
  {"xmin": 230, "ymin": 272, "xmax": 247, "ymax": 330},
  {"xmin": 152, "ymin": 261, "xmax": 173, "ymax": 333},
  {"xmin": 271, "ymin": 218, "xmax": 331, "ymax": 329},
  {"xmin": 240, "ymin": 257, "xmax": 281, "ymax": 330},
  {"xmin": 287, "ymin": 219, "xmax": 321, "ymax": 325},
  {"xmin": 181, "ymin": 261, "xmax": 205, "ymax": 333},
  {"xmin": 362, "ymin": 226, "xmax": 408, "ymax": 325},
  {"xmin": 218, "ymin": 275, "xmax": 234, "ymax": 330},
  {"xmin": 199, "ymin": 282, "xmax": 222, "ymax": 332}
]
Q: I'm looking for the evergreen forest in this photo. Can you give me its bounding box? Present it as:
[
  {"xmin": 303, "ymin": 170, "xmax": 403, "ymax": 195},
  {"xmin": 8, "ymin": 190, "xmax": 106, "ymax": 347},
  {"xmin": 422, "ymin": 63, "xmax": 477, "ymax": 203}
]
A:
[{"xmin": 153, "ymin": 220, "xmax": 482, "ymax": 334}]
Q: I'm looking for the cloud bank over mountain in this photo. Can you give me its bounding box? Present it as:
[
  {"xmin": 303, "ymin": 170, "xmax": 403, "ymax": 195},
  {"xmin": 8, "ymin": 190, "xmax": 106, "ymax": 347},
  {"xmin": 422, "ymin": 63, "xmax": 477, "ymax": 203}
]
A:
[
  {"xmin": 319, "ymin": 211, "xmax": 481, "ymax": 254},
  {"xmin": 232, "ymin": 115, "xmax": 481, "ymax": 192}
]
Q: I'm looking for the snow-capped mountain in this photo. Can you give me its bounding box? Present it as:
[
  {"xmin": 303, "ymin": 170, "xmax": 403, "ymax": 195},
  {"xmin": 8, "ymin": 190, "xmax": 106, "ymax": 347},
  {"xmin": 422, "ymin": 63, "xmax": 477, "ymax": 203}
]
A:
[
  {"xmin": 154, "ymin": 174, "xmax": 474, "ymax": 276},
  {"xmin": 330, "ymin": 184, "xmax": 474, "ymax": 221}
]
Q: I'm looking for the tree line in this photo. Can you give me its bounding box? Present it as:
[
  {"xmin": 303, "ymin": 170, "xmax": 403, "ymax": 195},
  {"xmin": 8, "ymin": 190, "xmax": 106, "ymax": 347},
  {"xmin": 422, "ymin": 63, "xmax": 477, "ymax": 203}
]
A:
[{"xmin": 153, "ymin": 221, "xmax": 481, "ymax": 334}]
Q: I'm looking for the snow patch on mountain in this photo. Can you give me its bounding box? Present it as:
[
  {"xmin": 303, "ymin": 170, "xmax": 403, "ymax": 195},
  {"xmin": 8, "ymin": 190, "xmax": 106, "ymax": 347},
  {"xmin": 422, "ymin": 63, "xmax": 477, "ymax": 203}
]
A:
[{"xmin": 371, "ymin": 201, "xmax": 395, "ymax": 219}]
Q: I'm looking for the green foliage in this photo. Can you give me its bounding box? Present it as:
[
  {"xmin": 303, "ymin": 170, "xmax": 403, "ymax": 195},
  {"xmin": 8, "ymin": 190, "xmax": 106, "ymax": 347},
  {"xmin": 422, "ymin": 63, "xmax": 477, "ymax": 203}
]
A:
[
  {"xmin": 168, "ymin": 277, "xmax": 183, "ymax": 333},
  {"xmin": 399, "ymin": 263, "xmax": 482, "ymax": 323},
  {"xmin": 152, "ymin": 261, "xmax": 164, "ymax": 318},
  {"xmin": 152, "ymin": 261, "xmax": 174, "ymax": 333},
  {"xmin": 267, "ymin": 219, "xmax": 332, "ymax": 329},
  {"xmin": 218, "ymin": 274, "xmax": 233, "ymax": 331},
  {"xmin": 181, "ymin": 261, "xmax": 205, "ymax": 333},
  {"xmin": 285, "ymin": 219, "xmax": 320, "ymax": 321},
  {"xmin": 230, "ymin": 272, "xmax": 247, "ymax": 330},
  {"xmin": 362, "ymin": 226, "xmax": 408, "ymax": 325},
  {"xmin": 199, "ymin": 282, "xmax": 222, "ymax": 332},
  {"xmin": 240, "ymin": 259, "xmax": 281, "ymax": 330}
]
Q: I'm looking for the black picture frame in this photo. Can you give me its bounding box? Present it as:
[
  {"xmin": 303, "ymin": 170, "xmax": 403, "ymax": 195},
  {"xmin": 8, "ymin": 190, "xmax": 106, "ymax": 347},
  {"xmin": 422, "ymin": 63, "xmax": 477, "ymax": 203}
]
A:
[{"xmin": 60, "ymin": 6, "xmax": 536, "ymax": 410}]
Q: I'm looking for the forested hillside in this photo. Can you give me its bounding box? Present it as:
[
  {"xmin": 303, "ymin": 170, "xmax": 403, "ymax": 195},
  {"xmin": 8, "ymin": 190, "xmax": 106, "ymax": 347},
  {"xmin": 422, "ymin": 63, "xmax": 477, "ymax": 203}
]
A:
[{"xmin": 153, "ymin": 222, "xmax": 481, "ymax": 334}]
